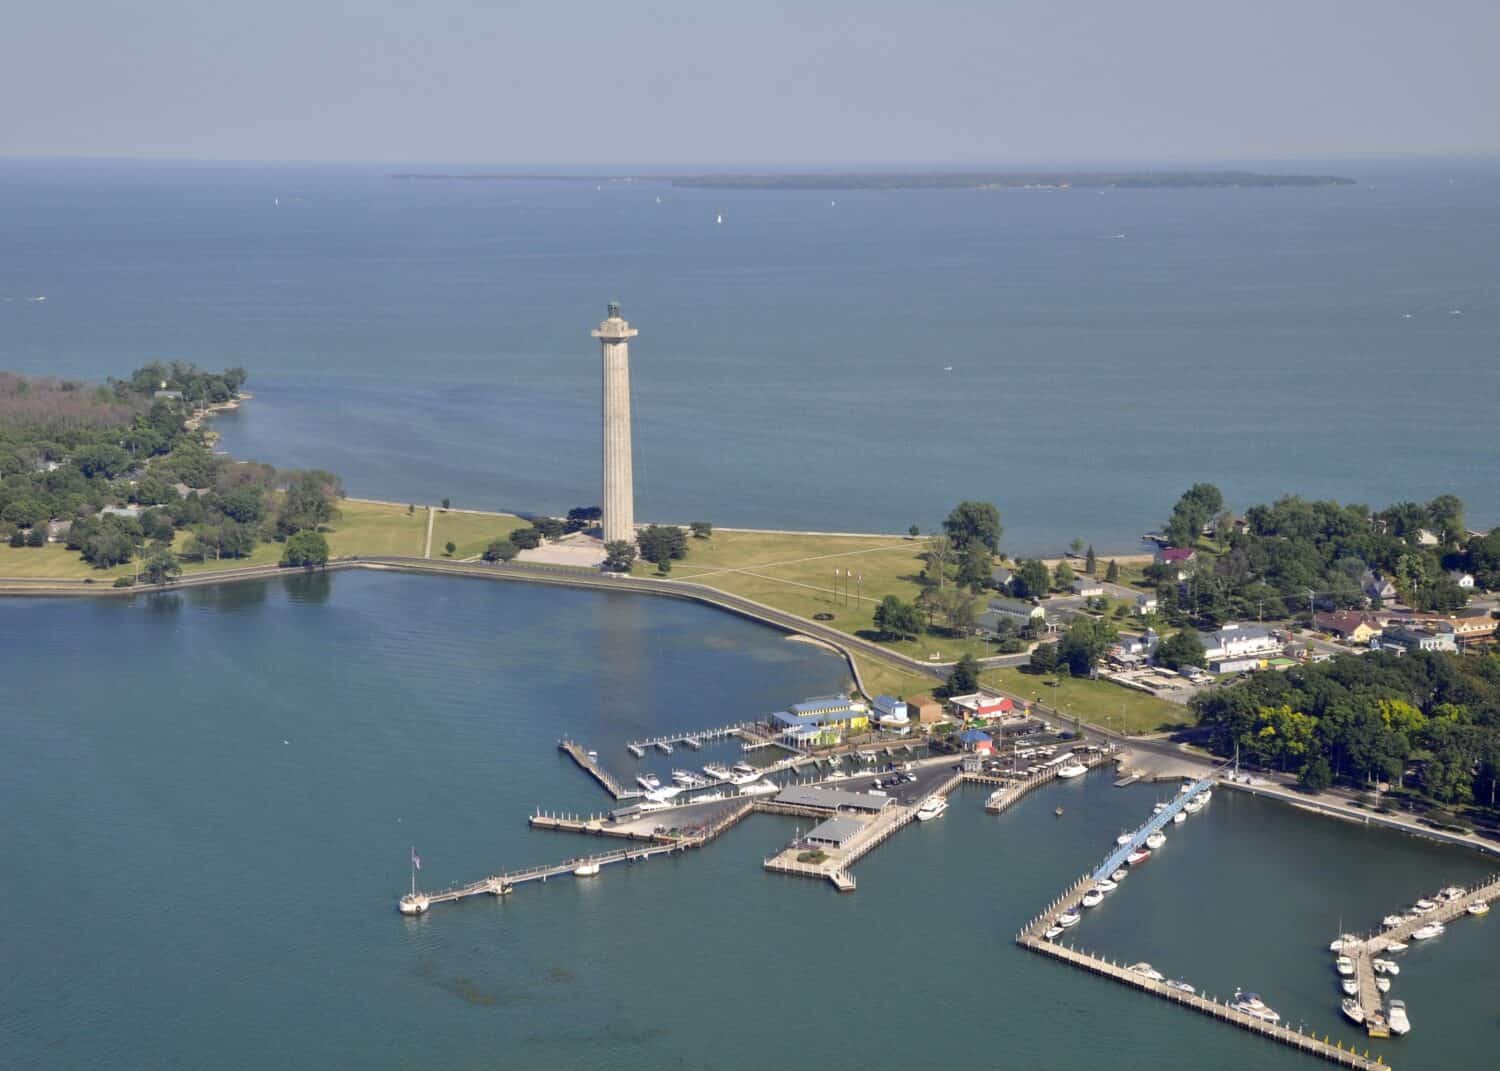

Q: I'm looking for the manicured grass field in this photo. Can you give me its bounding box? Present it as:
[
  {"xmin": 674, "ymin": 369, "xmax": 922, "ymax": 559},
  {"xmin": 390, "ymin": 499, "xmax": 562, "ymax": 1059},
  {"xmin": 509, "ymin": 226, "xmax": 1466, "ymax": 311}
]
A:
[
  {"xmin": 429, "ymin": 508, "xmax": 527, "ymax": 559},
  {"xmin": 979, "ymin": 666, "xmax": 1192, "ymax": 735},
  {"xmin": 0, "ymin": 543, "xmax": 132, "ymax": 579},
  {"xmin": 324, "ymin": 499, "xmax": 429, "ymax": 557}
]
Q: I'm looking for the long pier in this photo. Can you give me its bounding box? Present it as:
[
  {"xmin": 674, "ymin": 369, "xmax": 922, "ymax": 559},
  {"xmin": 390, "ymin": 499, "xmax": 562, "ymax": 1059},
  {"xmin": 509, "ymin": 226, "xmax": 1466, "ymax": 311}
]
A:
[
  {"xmin": 558, "ymin": 740, "xmax": 642, "ymax": 800},
  {"xmin": 1341, "ymin": 873, "xmax": 1500, "ymax": 1032},
  {"xmin": 623, "ymin": 722, "xmax": 764, "ymax": 755}
]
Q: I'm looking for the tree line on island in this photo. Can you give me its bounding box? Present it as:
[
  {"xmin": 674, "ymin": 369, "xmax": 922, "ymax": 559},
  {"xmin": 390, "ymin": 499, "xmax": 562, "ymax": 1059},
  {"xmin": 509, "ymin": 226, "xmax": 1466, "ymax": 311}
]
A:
[{"xmin": 0, "ymin": 364, "xmax": 343, "ymax": 583}]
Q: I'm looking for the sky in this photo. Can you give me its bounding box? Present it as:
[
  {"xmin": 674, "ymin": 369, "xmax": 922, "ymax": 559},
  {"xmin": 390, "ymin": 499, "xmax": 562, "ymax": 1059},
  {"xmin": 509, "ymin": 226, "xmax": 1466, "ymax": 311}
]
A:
[{"xmin": 2, "ymin": 0, "xmax": 1497, "ymax": 165}]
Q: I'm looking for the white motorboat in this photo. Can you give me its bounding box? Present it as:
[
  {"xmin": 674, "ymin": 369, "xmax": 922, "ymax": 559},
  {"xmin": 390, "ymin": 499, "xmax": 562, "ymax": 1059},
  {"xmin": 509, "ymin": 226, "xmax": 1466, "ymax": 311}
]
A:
[
  {"xmin": 1145, "ymin": 831, "xmax": 1167, "ymax": 850},
  {"xmin": 1412, "ymin": 898, "xmax": 1436, "ymax": 914},
  {"xmin": 1341, "ymin": 998, "xmax": 1365, "ymax": 1025},
  {"xmin": 587, "ymin": 750, "xmax": 598, "ymax": 761},
  {"xmin": 1152, "ymin": 802, "xmax": 1168, "ymax": 815},
  {"xmin": 1110, "ymin": 868, "xmax": 1129, "ymax": 882},
  {"xmin": 1329, "ymin": 934, "xmax": 1358, "ymax": 952},
  {"xmin": 1230, "ymin": 990, "xmax": 1281, "ymax": 1023},
  {"xmin": 573, "ymin": 862, "xmax": 601, "ymax": 877},
  {"xmin": 1094, "ymin": 878, "xmax": 1117, "ymax": 893},
  {"xmin": 1043, "ymin": 925, "xmax": 1064, "ymax": 940},
  {"xmin": 1115, "ymin": 832, "xmax": 1133, "ymax": 846},
  {"xmin": 1056, "ymin": 762, "xmax": 1088, "ymax": 779},
  {"xmin": 1411, "ymin": 923, "xmax": 1444, "ymax": 940},
  {"xmin": 1164, "ymin": 979, "xmax": 1195, "ymax": 994},
  {"xmin": 1081, "ymin": 890, "xmax": 1104, "ymax": 908},
  {"xmin": 1182, "ymin": 795, "xmax": 1206, "ymax": 815},
  {"xmin": 1385, "ymin": 941, "xmax": 1409, "ymax": 952},
  {"xmin": 635, "ymin": 774, "xmax": 661, "ymax": 790},
  {"xmin": 1467, "ymin": 900, "xmax": 1490, "ymax": 916},
  {"xmin": 1127, "ymin": 962, "xmax": 1165, "ymax": 982},
  {"xmin": 1172, "ymin": 811, "xmax": 1187, "ymax": 824},
  {"xmin": 671, "ymin": 770, "xmax": 699, "ymax": 787},
  {"xmin": 1376, "ymin": 976, "xmax": 1391, "ymax": 993},
  {"xmin": 1126, "ymin": 847, "xmax": 1152, "ymax": 865},
  {"xmin": 737, "ymin": 780, "xmax": 779, "ymax": 796},
  {"xmin": 1336, "ymin": 955, "xmax": 1355, "ymax": 977},
  {"xmin": 1387, "ymin": 999, "xmax": 1410, "ymax": 1035},
  {"xmin": 1373, "ymin": 958, "xmax": 1399, "ymax": 975},
  {"xmin": 1341, "ymin": 978, "xmax": 1358, "ymax": 995},
  {"xmin": 703, "ymin": 763, "xmax": 731, "ymax": 780},
  {"xmin": 1383, "ymin": 914, "xmax": 1405, "ymax": 928},
  {"xmin": 644, "ymin": 786, "xmax": 683, "ymax": 802},
  {"xmin": 732, "ymin": 761, "xmax": 756, "ymax": 775},
  {"xmin": 1056, "ymin": 910, "xmax": 1081, "ymax": 928},
  {"xmin": 1439, "ymin": 885, "xmax": 1464, "ymax": 902},
  {"xmin": 916, "ymin": 796, "xmax": 949, "ymax": 821}
]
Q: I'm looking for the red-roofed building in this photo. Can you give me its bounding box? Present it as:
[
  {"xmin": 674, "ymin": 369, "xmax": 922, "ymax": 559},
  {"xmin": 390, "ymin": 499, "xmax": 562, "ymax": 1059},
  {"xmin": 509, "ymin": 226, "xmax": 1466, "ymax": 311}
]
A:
[{"xmin": 1155, "ymin": 546, "xmax": 1198, "ymax": 580}]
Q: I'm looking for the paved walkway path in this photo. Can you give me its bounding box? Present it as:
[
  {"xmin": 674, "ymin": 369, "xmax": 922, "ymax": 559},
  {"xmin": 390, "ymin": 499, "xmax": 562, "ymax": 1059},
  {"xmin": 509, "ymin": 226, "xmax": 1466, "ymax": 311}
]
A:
[{"xmin": 423, "ymin": 507, "xmax": 435, "ymax": 559}]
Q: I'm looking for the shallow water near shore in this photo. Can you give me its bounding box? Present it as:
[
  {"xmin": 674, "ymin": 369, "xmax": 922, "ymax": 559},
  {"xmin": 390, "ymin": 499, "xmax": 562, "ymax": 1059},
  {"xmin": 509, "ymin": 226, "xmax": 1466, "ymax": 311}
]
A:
[{"xmin": 3, "ymin": 571, "xmax": 1497, "ymax": 1069}]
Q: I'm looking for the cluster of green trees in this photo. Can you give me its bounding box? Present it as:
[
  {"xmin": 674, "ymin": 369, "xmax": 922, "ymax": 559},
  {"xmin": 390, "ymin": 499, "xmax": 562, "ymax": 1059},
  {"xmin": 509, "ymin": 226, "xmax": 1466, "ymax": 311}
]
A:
[
  {"xmin": 112, "ymin": 361, "xmax": 247, "ymax": 408},
  {"xmin": 1028, "ymin": 617, "xmax": 1120, "ymax": 677},
  {"xmin": 637, "ymin": 525, "xmax": 688, "ymax": 571},
  {"xmin": 1194, "ymin": 649, "xmax": 1500, "ymax": 806},
  {"xmin": 1149, "ymin": 485, "xmax": 1484, "ymax": 626},
  {"xmin": 869, "ymin": 502, "xmax": 1004, "ymax": 641}
]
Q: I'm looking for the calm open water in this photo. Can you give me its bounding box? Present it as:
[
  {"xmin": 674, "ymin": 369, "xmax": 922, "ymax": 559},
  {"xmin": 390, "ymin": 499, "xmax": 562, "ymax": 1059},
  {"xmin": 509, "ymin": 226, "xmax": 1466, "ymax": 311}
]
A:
[
  {"xmin": 2, "ymin": 158, "xmax": 1498, "ymax": 553},
  {"xmin": 3, "ymin": 572, "xmax": 1497, "ymax": 1069}
]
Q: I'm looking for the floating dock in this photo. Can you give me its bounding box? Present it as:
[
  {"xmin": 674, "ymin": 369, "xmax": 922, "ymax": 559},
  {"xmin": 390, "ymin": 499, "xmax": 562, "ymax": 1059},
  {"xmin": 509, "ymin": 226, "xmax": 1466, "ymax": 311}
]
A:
[{"xmin": 558, "ymin": 740, "xmax": 641, "ymax": 799}]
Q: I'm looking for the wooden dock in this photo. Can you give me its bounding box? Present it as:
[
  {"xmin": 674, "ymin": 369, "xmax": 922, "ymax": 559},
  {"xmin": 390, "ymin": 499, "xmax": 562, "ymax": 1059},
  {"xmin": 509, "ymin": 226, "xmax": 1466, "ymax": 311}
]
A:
[
  {"xmin": 984, "ymin": 750, "xmax": 1118, "ymax": 814},
  {"xmin": 623, "ymin": 722, "xmax": 760, "ymax": 755},
  {"xmin": 557, "ymin": 740, "xmax": 641, "ymax": 799},
  {"xmin": 1341, "ymin": 873, "xmax": 1500, "ymax": 1032}
]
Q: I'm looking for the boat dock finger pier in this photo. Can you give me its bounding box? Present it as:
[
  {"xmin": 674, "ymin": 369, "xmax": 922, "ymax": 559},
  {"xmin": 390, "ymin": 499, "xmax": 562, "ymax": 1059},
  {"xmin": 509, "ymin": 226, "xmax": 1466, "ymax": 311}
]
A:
[
  {"xmin": 558, "ymin": 739, "xmax": 642, "ymax": 799},
  {"xmin": 623, "ymin": 722, "xmax": 764, "ymax": 756}
]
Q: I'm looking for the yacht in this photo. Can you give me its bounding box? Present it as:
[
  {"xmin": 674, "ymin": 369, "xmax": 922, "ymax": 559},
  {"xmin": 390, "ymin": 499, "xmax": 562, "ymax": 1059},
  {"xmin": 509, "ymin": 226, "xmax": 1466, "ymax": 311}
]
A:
[
  {"xmin": 1164, "ymin": 979, "xmax": 1195, "ymax": 994},
  {"xmin": 1145, "ymin": 831, "xmax": 1167, "ymax": 850},
  {"xmin": 1043, "ymin": 925, "xmax": 1065, "ymax": 940},
  {"xmin": 1056, "ymin": 910, "xmax": 1081, "ymax": 928},
  {"xmin": 732, "ymin": 761, "xmax": 756, "ymax": 776},
  {"xmin": 1373, "ymin": 958, "xmax": 1399, "ymax": 976},
  {"xmin": 1081, "ymin": 890, "xmax": 1104, "ymax": 908},
  {"xmin": 1385, "ymin": 941, "xmax": 1408, "ymax": 952},
  {"xmin": 703, "ymin": 763, "xmax": 731, "ymax": 780},
  {"xmin": 1127, "ymin": 962, "xmax": 1165, "ymax": 982},
  {"xmin": 1412, "ymin": 898, "xmax": 1436, "ymax": 914},
  {"xmin": 1172, "ymin": 811, "xmax": 1187, "ymax": 824},
  {"xmin": 1329, "ymin": 934, "xmax": 1358, "ymax": 953},
  {"xmin": 644, "ymin": 786, "xmax": 683, "ymax": 802},
  {"xmin": 1467, "ymin": 900, "xmax": 1490, "ymax": 916},
  {"xmin": 587, "ymin": 750, "xmax": 599, "ymax": 761},
  {"xmin": 1341, "ymin": 998, "xmax": 1365, "ymax": 1025},
  {"xmin": 916, "ymin": 796, "xmax": 949, "ymax": 821},
  {"xmin": 671, "ymin": 770, "xmax": 701, "ymax": 787},
  {"xmin": 1093, "ymin": 879, "xmax": 1117, "ymax": 893},
  {"xmin": 1182, "ymin": 795, "xmax": 1206, "ymax": 815},
  {"xmin": 1439, "ymin": 885, "xmax": 1464, "ymax": 902},
  {"xmin": 1126, "ymin": 847, "xmax": 1152, "ymax": 865},
  {"xmin": 738, "ymin": 780, "xmax": 779, "ymax": 796},
  {"xmin": 1411, "ymin": 922, "xmax": 1444, "ymax": 940},
  {"xmin": 1336, "ymin": 955, "xmax": 1355, "ymax": 976},
  {"xmin": 1056, "ymin": 761, "xmax": 1088, "ymax": 779},
  {"xmin": 1382, "ymin": 914, "xmax": 1405, "ymax": 928},
  {"xmin": 1387, "ymin": 999, "xmax": 1411, "ymax": 1036},
  {"xmin": 573, "ymin": 861, "xmax": 601, "ymax": 877},
  {"xmin": 1230, "ymin": 990, "xmax": 1281, "ymax": 1023},
  {"xmin": 1341, "ymin": 978, "xmax": 1359, "ymax": 996},
  {"xmin": 635, "ymin": 774, "xmax": 661, "ymax": 791},
  {"xmin": 1376, "ymin": 976, "xmax": 1391, "ymax": 994}
]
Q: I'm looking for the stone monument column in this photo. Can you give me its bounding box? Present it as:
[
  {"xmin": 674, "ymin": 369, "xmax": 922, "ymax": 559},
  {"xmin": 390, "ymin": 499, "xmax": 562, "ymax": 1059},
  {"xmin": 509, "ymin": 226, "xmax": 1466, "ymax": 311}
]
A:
[{"xmin": 592, "ymin": 302, "xmax": 637, "ymax": 545}]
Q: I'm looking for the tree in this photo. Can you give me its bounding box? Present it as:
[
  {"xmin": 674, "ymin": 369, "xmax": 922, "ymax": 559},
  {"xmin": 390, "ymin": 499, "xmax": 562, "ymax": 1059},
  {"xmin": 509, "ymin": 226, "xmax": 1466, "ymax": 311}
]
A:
[
  {"xmin": 441, "ymin": 497, "xmax": 451, "ymax": 511},
  {"xmin": 1069, "ymin": 538, "xmax": 1085, "ymax": 557},
  {"xmin": 943, "ymin": 501, "xmax": 1003, "ymax": 553},
  {"xmin": 216, "ymin": 486, "xmax": 265, "ymax": 525},
  {"xmin": 956, "ymin": 540, "xmax": 992, "ymax": 590},
  {"xmin": 141, "ymin": 548, "xmax": 182, "ymax": 586},
  {"xmin": 921, "ymin": 535, "xmax": 956, "ymax": 587},
  {"xmin": 74, "ymin": 443, "xmax": 131, "ymax": 480},
  {"xmin": 1299, "ymin": 755, "xmax": 1333, "ymax": 792},
  {"xmin": 602, "ymin": 540, "xmax": 637, "ymax": 572},
  {"xmin": 530, "ymin": 516, "xmax": 565, "ymax": 541},
  {"xmin": 8, "ymin": 528, "xmax": 24, "ymax": 548},
  {"xmin": 24, "ymin": 525, "xmax": 46, "ymax": 547},
  {"xmin": 280, "ymin": 529, "xmax": 330, "ymax": 568},
  {"xmin": 1011, "ymin": 559, "xmax": 1050, "ymax": 599},
  {"xmin": 566, "ymin": 506, "xmax": 602, "ymax": 533},
  {"xmin": 1029, "ymin": 641, "xmax": 1058, "ymax": 674},
  {"xmin": 637, "ymin": 525, "xmax": 688, "ymax": 564},
  {"xmin": 1053, "ymin": 561, "xmax": 1076, "ymax": 591},
  {"xmin": 277, "ymin": 470, "xmax": 342, "ymax": 535},
  {"xmin": 908, "ymin": 525, "xmax": 920, "ymax": 538},
  {"xmin": 947, "ymin": 653, "xmax": 980, "ymax": 695},
  {"xmin": 444, "ymin": 541, "xmax": 456, "ymax": 557},
  {"xmin": 483, "ymin": 539, "xmax": 519, "ymax": 563},
  {"xmin": 1057, "ymin": 617, "xmax": 1118, "ymax": 676},
  {"xmin": 873, "ymin": 595, "xmax": 922, "ymax": 641},
  {"xmin": 931, "ymin": 586, "xmax": 979, "ymax": 634},
  {"xmin": 1105, "ymin": 559, "xmax": 1120, "ymax": 583},
  {"xmin": 690, "ymin": 521, "xmax": 713, "ymax": 539},
  {"xmin": 510, "ymin": 527, "xmax": 542, "ymax": 550},
  {"xmin": 1085, "ymin": 545, "xmax": 1097, "ymax": 575},
  {"xmin": 1165, "ymin": 483, "xmax": 1224, "ymax": 548},
  {"xmin": 1155, "ymin": 629, "xmax": 1206, "ymax": 670}
]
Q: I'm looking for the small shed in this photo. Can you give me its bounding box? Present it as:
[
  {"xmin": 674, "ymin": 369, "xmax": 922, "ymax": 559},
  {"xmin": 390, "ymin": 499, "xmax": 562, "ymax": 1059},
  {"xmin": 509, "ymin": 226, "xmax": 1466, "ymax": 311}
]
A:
[{"xmin": 957, "ymin": 728, "xmax": 994, "ymax": 755}]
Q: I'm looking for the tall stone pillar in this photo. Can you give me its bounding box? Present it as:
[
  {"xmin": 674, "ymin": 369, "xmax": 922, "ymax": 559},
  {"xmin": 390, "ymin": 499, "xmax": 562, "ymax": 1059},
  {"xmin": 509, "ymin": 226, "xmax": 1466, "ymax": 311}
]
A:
[{"xmin": 592, "ymin": 302, "xmax": 637, "ymax": 546}]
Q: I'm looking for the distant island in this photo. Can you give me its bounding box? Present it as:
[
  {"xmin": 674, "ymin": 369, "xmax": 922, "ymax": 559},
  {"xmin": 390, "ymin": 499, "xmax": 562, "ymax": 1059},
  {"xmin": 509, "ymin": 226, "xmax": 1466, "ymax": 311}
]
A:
[{"xmin": 391, "ymin": 170, "xmax": 1356, "ymax": 190}]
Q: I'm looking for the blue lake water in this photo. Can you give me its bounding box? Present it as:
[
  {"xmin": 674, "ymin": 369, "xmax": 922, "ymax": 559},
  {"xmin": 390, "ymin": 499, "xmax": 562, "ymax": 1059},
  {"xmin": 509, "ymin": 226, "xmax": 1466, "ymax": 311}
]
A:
[
  {"xmin": 3, "ymin": 571, "xmax": 1498, "ymax": 1069},
  {"xmin": 2, "ymin": 157, "xmax": 1498, "ymax": 553}
]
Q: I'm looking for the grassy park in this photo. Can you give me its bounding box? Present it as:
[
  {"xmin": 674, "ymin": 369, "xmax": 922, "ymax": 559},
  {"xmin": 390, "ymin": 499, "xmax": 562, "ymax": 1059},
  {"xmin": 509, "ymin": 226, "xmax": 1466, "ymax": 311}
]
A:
[
  {"xmin": 980, "ymin": 666, "xmax": 1191, "ymax": 735},
  {"xmin": 429, "ymin": 507, "xmax": 527, "ymax": 559}
]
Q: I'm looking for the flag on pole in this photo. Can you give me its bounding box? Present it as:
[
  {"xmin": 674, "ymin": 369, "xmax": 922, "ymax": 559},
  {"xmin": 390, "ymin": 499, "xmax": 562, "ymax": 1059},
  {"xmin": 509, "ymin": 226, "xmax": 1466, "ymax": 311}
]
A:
[{"xmin": 411, "ymin": 847, "xmax": 421, "ymax": 871}]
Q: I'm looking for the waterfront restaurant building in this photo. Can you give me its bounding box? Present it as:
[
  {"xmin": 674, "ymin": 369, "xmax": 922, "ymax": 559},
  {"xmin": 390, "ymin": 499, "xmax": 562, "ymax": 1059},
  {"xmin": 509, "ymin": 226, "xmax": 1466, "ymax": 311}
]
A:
[
  {"xmin": 957, "ymin": 728, "xmax": 995, "ymax": 755},
  {"xmin": 770, "ymin": 695, "xmax": 870, "ymax": 745}
]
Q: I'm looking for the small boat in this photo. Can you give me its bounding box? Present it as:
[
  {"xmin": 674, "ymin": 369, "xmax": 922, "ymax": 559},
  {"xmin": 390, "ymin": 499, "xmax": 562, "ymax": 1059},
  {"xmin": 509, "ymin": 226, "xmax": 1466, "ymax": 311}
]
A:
[
  {"xmin": 1152, "ymin": 802, "xmax": 1168, "ymax": 815},
  {"xmin": 1056, "ymin": 910, "xmax": 1081, "ymax": 928},
  {"xmin": 1376, "ymin": 976, "xmax": 1391, "ymax": 993},
  {"xmin": 1128, "ymin": 962, "xmax": 1165, "ymax": 982},
  {"xmin": 1329, "ymin": 934, "xmax": 1358, "ymax": 952},
  {"xmin": 1341, "ymin": 978, "xmax": 1359, "ymax": 995},
  {"xmin": 1145, "ymin": 831, "xmax": 1167, "ymax": 850},
  {"xmin": 828, "ymin": 769, "xmax": 849, "ymax": 781},
  {"xmin": 644, "ymin": 786, "xmax": 683, "ymax": 802},
  {"xmin": 1182, "ymin": 796, "xmax": 1206, "ymax": 815},
  {"xmin": 1438, "ymin": 885, "xmax": 1464, "ymax": 902},
  {"xmin": 1373, "ymin": 959, "xmax": 1399, "ymax": 976},
  {"xmin": 1230, "ymin": 990, "xmax": 1281, "ymax": 1023},
  {"xmin": 1336, "ymin": 955, "xmax": 1355, "ymax": 976},
  {"xmin": 1094, "ymin": 878, "xmax": 1117, "ymax": 893},
  {"xmin": 703, "ymin": 763, "xmax": 731, "ymax": 780},
  {"xmin": 1383, "ymin": 915, "xmax": 1405, "ymax": 928},
  {"xmin": 916, "ymin": 796, "xmax": 949, "ymax": 821},
  {"xmin": 635, "ymin": 774, "xmax": 661, "ymax": 790},
  {"xmin": 738, "ymin": 780, "xmax": 779, "ymax": 796},
  {"xmin": 1385, "ymin": 941, "xmax": 1408, "ymax": 952},
  {"xmin": 573, "ymin": 862, "xmax": 601, "ymax": 877},
  {"xmin": 1410, "ymin": 923, "xmax": 1443, "ymax": 940},
  {"xmin": 1081, "ymin": 890, "xmax": 1104, "ymax": 908},
  {"xmin": 1341, "ymin": 998, "xmax": 1365, "ymax": 1025},
  {"xmin": 587, "ymin": 750, "xmax": 599, "ymax": 761},
  {"xmin": 1110, "ymin": 868, "xmax": 1129, "ymax": 882},
  {"xmin": 1387, "ymin": 999, "xmax": 1411, "ymax": 1036},
  {"xmin": 1056, "ymin": 762, "xmax": 1088, "ymax": 779},
  {"xmin": 1412, "ymin": 898, "xmax": 1436, "ymax": 914},
  {"xmin": 732, "ymin": 761, "xmax": 756, "ymax": 775},
  {"xmin": 1172, "ymin": 811, "xmax": 1187, "ymax": 824},
  {"xmin": 1043, "ymin": 925, "xmax": 1064, "ymax": 940},
  {"xmin": 1054, "ymin": 806, "xmax": 1065, "ymax": 817},
  {"xmin": 1115, "ymin": 832, "xmax": 1133, "ymax": 846},
  {"xmin": 1164, "ymin": 979, "xmax": 1195, "ymax": 994},
  {"xmin": 1126, "ymin": 847, "xmax": 1151, "ymax": 865},
  {"xmin": 1467, "ymin": 900, "xmax": 1490, "ymax": 916}
]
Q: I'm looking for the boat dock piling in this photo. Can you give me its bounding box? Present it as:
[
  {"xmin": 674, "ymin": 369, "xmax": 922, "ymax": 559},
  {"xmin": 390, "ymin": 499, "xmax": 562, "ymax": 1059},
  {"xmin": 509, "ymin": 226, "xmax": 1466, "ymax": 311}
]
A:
[
  {"xmin": 623, "ymin": 722, "xmax": 759, "ymax": 755},
  {"xmin": 558, "ymin": 740, "xmax": 641, "ymax": 799},
  {"xmin": 1342, "ymin": 873, "xmax": 1500, "ymax": 1032}
]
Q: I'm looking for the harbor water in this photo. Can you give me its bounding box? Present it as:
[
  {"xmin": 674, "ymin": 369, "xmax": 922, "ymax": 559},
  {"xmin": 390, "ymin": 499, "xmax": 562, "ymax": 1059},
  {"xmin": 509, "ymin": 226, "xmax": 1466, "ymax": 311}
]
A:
[{"xmin": 3, "ymin": 570, "xmax": 1497, "ymax": 1069}]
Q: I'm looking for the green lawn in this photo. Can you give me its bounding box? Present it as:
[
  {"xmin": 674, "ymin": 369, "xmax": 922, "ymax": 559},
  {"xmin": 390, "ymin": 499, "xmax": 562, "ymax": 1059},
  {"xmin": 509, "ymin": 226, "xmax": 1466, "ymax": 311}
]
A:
[
  {"xmin": 324, "ymin": 499, "xmax": 429, "ymax": 557},
  {"xmin": 429, "ymin": 508, "xmax": 527, "ymax": 559},
  {"xmin": 851, "ymin": 652, "xmax": 943, "ymax": 703},
  {"xmin": 979, "ymin": 666, "xmax": 1193, "ymax": 735}
]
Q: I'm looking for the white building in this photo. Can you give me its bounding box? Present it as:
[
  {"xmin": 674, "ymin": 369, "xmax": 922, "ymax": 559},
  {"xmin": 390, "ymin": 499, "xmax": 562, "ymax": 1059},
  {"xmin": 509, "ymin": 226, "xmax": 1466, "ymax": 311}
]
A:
[
  {"xmin": 1071, "ymin": 577, "xmax": 1105, "ymax": 597},
  {"xmin": 1449, "ymin": 570, "xmax": 1476, "ymax": 590},
  {"xmin": 1199, "ymin": 624, "xmax": 1281, "ymax": 665}
]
